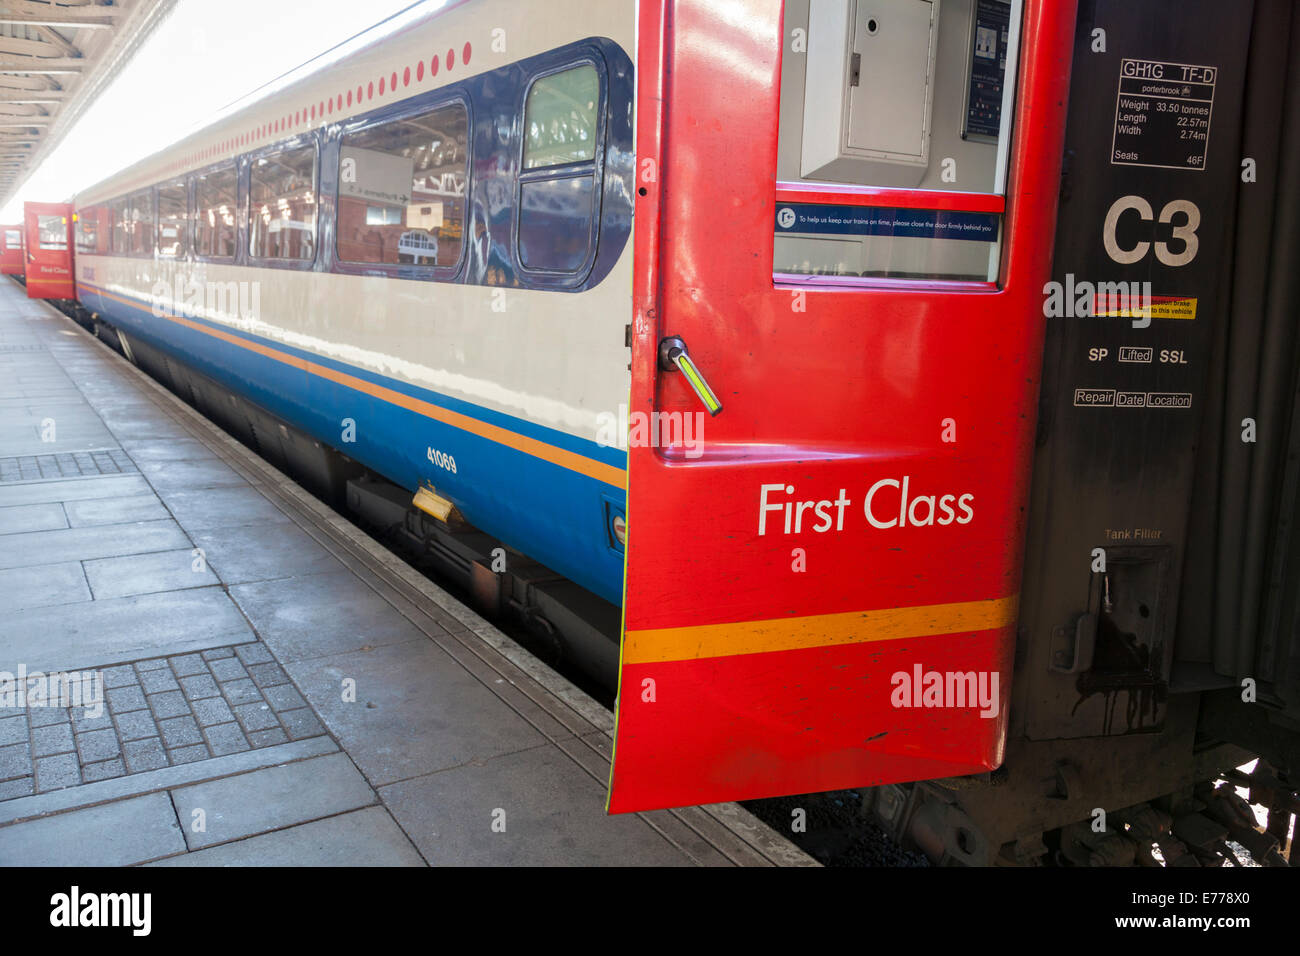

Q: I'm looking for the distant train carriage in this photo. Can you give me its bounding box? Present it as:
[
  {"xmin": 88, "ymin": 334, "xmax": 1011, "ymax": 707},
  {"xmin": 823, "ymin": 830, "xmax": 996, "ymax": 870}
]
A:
[
  {"xmin": 34, "ymin": 0, "xmax": 1300, "ymax": 862},
  {"xmin": 0, "ymin": 223, "xmax": 23, "ymax": 276}
]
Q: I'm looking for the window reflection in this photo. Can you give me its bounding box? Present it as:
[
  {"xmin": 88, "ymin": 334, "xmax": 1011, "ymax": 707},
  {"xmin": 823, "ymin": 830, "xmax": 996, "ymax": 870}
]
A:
[
  {"xmin": 129, "ymin": 191, "xmax": 154, "ymax": 256},
  {"xmin": 523, "ymin": 64, "xmax": 599, "ymax": 170},
  {"xmin": 194, "ymin": 166, "xmax": 238, "ymax": 259},
  {"xmin": 249, "ymin": 147, "xmax": 317, "ymax": 260},
  {"xmin": 36, "ymin": 215, "xmax": 66, "ymax": 251},
  {"xmin": 157, "ymin": 181, "xmax": 187, "ymax": 257},
  {"xmin": 337, "ymin": 103, "xmax": 468, "ymax": 268}
]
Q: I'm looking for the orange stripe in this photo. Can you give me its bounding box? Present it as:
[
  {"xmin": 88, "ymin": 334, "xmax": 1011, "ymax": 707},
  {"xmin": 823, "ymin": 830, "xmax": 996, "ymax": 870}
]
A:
[
  {"xmin": 83, "ymin": 284, "xmax": 626, "ymax": 489},
  {"xmin": 623, "ymin": 595, "xmax": 1019, "ymax": 664}
]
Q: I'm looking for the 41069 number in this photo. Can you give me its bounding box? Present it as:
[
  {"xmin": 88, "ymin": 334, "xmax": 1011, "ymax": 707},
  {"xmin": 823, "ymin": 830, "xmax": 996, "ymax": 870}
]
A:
[{"xmin": 426, "ymin": 446, "xmax": 458, "ymax": 475}]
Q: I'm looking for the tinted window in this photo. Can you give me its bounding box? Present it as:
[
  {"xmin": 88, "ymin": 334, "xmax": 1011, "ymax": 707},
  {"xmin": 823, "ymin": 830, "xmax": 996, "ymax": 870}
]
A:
[
  {"xmin": 337, "ymin": 102, "xmax": 468, "ymax": 269},
  {"xmin": 75, "ymin": 210, "xmax": 98, "ymax": 254},
  {"xmin": 518, "ymin": 64, "xmax": 602, "ymax": 275},
  {"xmin": 157, "ymin": 181, "xmax": 187, "ymax": 257},
  {"xmin": 5, "ymin": 229, "xmax": 18, "ymax": 247},
  {"xmin": 111, "ymin": 198, "xmax": 129, "ymax": 254},
  {"xmin": 37, "ymin": 215, "xmax": 66, "ymax": 251},
  {"xmin": 130, "ymin": 190, "xmax": 154, "ymax": 256},
  {"xmin": 249, "ymin": 145, "xmax": 316, "ymax": 260},
  {"xmin": 96, "ymin": 207, "xmax": 112, "ymax": 253},
  {"xmin": 518, "ymin": 178, "xmax": 596, "ymax": 273},
  {"xmin": 523, "ymin": 64, "xmax": 599, "ymax": 169},
  {"xmin": 194, "ymin": 165, "xmax": 237, "ymax": 259}
]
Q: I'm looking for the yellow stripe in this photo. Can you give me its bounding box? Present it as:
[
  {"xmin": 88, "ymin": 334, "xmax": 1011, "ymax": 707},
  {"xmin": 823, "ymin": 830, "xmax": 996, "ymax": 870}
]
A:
[
  {"xmin": 81, "ymin": 284, "xmax": 627, "ymax": 489},
  {"xmin": 623, "ymin": 594, "xmax": 1019, "ymax": 664}
]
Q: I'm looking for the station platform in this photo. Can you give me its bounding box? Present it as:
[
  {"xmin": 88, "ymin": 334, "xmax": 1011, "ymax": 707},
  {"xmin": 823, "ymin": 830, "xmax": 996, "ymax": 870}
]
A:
[{"xmin": 0, "ymin": 280, "xmax": 814, "ymax": 867}]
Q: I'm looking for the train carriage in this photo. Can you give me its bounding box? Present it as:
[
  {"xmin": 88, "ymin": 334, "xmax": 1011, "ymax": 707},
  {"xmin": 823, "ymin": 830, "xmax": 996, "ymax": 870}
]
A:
[
  {"xmin": 18, "ymin": 0, "xmax": 1300, "ymax": 863},
  {"xmin": 0, "ymin": 223, "xmax": 23, "ymax": 277}
]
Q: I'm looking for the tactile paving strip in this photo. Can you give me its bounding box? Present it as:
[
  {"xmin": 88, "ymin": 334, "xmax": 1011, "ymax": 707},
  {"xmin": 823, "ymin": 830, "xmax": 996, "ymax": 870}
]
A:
[
  {"xmin": 0, "ymin": 642, "xmax": 329, "ymax": 799},
  {"xmin": 0, "ymin": 450, "xmax": 138, "ymax": 482}
]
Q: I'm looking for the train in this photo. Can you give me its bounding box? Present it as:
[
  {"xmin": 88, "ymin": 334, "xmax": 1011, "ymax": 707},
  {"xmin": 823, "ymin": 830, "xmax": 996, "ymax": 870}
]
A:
[
  {"xmin": 0, "ymin": 224, "xmax": 23, "ymax": 276},
  {"xmin": 10, "ymin": 0, "xmax": 1299, "ymax": 865}
]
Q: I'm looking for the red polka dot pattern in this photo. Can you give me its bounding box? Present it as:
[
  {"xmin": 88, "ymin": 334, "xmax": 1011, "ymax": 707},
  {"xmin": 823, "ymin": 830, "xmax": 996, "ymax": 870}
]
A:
[{"xmin": 106, "ymin": 31, "xmax": 478, "ymax": 181}]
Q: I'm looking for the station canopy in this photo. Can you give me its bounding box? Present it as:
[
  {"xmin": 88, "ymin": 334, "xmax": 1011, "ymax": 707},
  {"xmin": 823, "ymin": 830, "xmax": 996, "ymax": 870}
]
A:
[{"xmin": 0, "ymin": 0, "xmax": 175, "ymax": 207}]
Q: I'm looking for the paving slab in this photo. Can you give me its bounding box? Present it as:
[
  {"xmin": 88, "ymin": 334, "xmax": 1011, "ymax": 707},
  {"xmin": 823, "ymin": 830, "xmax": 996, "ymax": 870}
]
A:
[
  {"xmin": 83, "ymin": 548, "xmax": 220, "ymax": 600},
  {"xmin": 63, "ymin": 494, "xmax": 170, "ymax": 527},
  {"xmin": 379, "ymin": 745, "xmax": 692, "ymax": 866},
  {"xmin": 117, "ymin": 438, "xmax": 219, "ymax": 463},
  {"xmin": 0, "ymin": 519, "xmax": 191, "ymax": 570},
  {"xmin": 94, "ymin": 407, "xmax": 193, "ymax": 439},
  {"xmin": 157, "ymin": 485, "xmax": 289, "ymax": 531},
  {"xmin": 2, "ymin": 589, "xmax": 255, "ymax": 673},
  {"xmin": 0, "ymin": 792, "xmax": 184, "ymax": 866},
  {"xmin": 0, "ymin": 501, "xmax": 67, "ymax": 534},
  {"xmin": 284, "ymin": 639, "xmax": 547, "ymax": 786},
  {"xmin": 135, "ymin": 457, "xmax": 251, "ymax": 493},
  {"xmin": 230, "ymin": 569, "xmax": 428, "ymax": 661},
  {"xmin": 170, "ymin": 752, "xmax": 376, "ymax": 849},
  {"xmin": 148, "ymin": 806, "xmax": 424, "ymax": 866},
  {"xmin": 3, "ymin": 435, "xmax": 119, "ymax": 457},
  {"xmin": 0, "ymin": 473, "xmax": 152, "ymax": 507},
  {"xmin": 0, "ymin": 562, "xmax": 90, "ymax": 613},
  {"xmin": 190, "ymin": 520, "xmax": 341, "ymax": 585},
  {"xmin": 99, "ymin": 418, "xmax": 195, "ymax": 442},
  {"xmin": 0, "ymin": 737, "xmax": 337, "ymax": 827}
]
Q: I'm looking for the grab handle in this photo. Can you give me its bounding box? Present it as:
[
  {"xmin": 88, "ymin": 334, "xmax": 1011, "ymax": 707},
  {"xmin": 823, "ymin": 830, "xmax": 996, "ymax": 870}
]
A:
[{"xmin": 658, "ymin": 335, "xmax": 723, "ymax": 416}]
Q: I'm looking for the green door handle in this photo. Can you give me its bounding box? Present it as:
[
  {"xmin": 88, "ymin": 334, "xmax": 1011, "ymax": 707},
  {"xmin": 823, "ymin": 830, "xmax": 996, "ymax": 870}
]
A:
[{"xmin": 658, "ymin": 335, "xmax": 723, "ymax": 416}]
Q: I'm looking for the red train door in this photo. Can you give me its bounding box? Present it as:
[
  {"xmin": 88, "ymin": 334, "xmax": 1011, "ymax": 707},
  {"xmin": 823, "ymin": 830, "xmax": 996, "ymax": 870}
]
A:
[
  {"xmin": 24, "ymin": 202, "xmax": 75, "ymax": 299},
  {"xmin": 609, "ymin": 0, "xmax": 1077, "ymax": 812},
  {"xmin": 0, "ymin": 223, "xmax": 23, "ymax": 276}
]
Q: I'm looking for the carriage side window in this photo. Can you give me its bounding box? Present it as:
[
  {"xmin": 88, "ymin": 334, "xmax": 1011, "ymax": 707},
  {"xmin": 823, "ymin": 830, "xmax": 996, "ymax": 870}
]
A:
[
  {"xmin": 157, "ymin": 181, "xmax": 188, "ymax": 258},
  {"xmin": 5, "ymin": 229, "xmax": 20, "ymax": 249},
  {"xmin": 111, "ymin": 197, "xmax": 130, "ymax": 255},
  {"xmin": 517, "ymin": 63, "xmax": 602, "ymax": 275},
  {"xmin": 194, "ymin": 165, "xmax": 238, "ymax": 259},
  {"xmin": 523, "ymin": 64, "xmax": 599, "ymax": 169},
  {"xmin": 76, "ymin": 209, "xmax": 99, "ymax": 254},
  {"xmin": 249, "ymin": 145, "xmax": 317, "ymax": 261},
  {"xmin": 337, "ymin": 102, "xmax": 468, "ymax": 270},
  {"xmin": 97, "ymin": 206, "xmax": 112, "ymax": 253},
  {"xmin": 36, "ymin": 215, "xmax": 67, "ymax": 251},
  {"xmin": 129, "ymin": 190, "xmax": 155, "ymax": 257}
]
